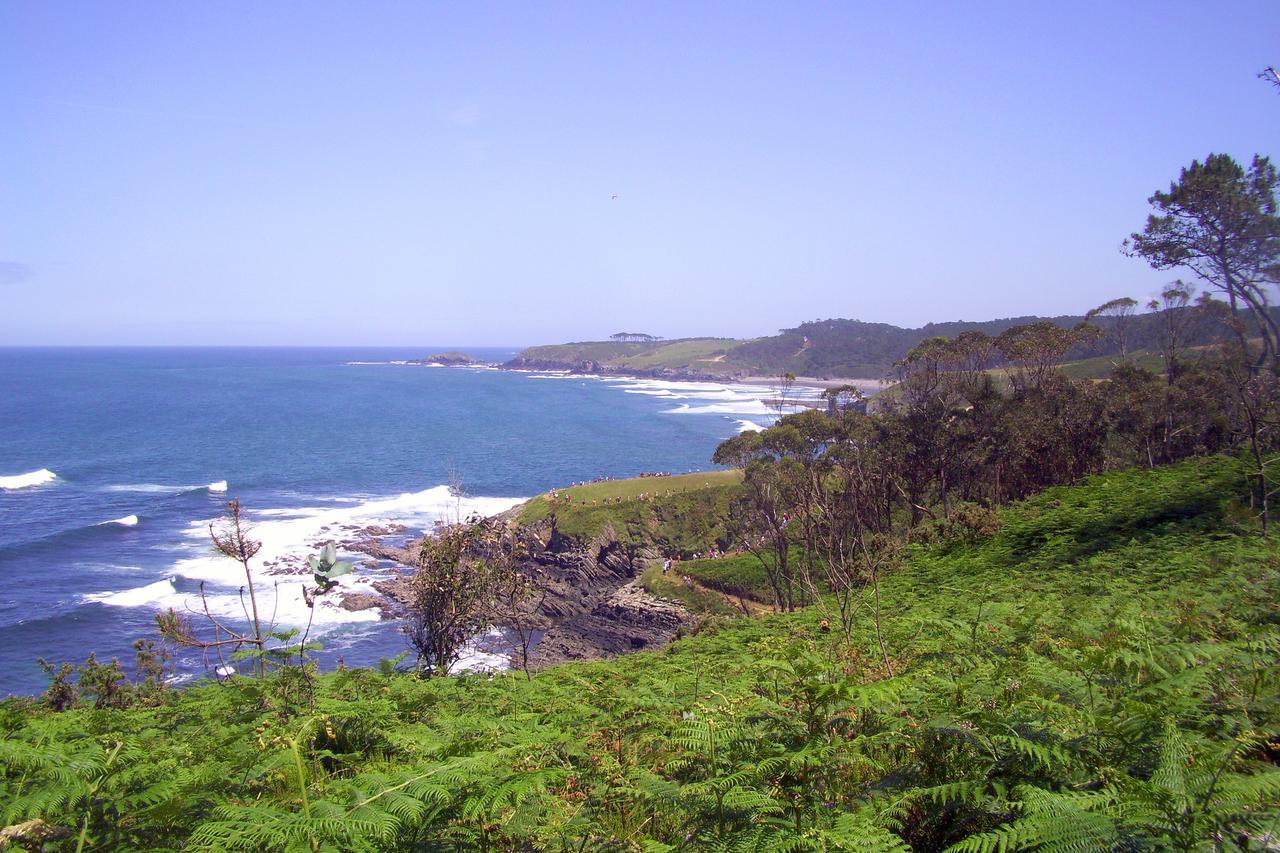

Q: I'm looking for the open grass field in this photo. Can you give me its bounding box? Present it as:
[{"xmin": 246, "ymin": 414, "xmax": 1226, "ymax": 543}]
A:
[
  {"xmin": 513, "ymin": 337, "xmax": 747, "ymax": 372},
  {"xmin": 516, "ymin": 469, "xmax": 743, "ymax": 525},
  {"xmin": 514, "ymin": 469, "xmax": 744, "ymax": 551},
  {"xmin": 611, "ymin": 338, "xmax": 743, "ymax": 370}
]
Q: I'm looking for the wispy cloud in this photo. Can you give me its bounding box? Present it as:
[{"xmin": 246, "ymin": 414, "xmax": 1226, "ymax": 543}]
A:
[{"xmin": 0, "ymin": 262, "xmax": 32, "ymax": 286}]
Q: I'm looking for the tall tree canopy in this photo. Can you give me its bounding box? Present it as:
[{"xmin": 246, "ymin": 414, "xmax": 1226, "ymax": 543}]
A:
[{"xmin": 1125, "ymin": 153, "xmax": 1280, "ymax": 368}]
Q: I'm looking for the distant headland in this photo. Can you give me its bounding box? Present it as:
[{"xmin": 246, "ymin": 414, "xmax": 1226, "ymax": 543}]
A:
[{"xmin": 414, "ymin": 308, "xmax": 1272, "ymax": 384}]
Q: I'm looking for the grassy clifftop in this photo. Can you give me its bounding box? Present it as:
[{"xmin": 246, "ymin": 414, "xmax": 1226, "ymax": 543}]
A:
[
  {"xmin": 515, "ymin": 469, "xmax": 743, "ymax": 553},
  {"xmin": 509, "ymin": 337, "xmax": 749, "ymax": 375}
]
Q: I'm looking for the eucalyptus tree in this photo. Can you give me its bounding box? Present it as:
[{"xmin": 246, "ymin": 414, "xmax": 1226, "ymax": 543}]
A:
[
  {"xmin": 713, "ymin": 425, "xmax": 813, "ymax": 612},
  {"xmin": 1087, "ymin": 296, "xmax": 1139, "ymax": 362},
  {"xmin": 995, "ymin": 321, "xmax": 1097, "ymax": 392},
  {"xmin": 1146, "ymin": 281, "xmax": 1196, "ymax": 380}
]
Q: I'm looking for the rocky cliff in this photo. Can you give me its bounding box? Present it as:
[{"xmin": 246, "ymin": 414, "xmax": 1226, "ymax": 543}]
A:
[{"xmin": 342, "ymin": 516, "xmax": 695, "ymax": 668}]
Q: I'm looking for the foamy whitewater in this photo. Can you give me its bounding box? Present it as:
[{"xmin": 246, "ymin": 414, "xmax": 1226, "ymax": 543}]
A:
[
  {"xmin": 93, "ymin": 487, "xmax": 525, "ymax": 632},
  {"xmin": 0, "ymin": 347, "xmax": 863, "ymax": 695},
  {"xmin": 0, "ymin": 468, "xmax": 58, "ymax": 490}
]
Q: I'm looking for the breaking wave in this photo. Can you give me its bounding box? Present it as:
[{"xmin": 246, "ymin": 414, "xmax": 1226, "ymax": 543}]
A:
[
  {"xmin": 103, "ymin": 480, "xmax": 228, "ymax": 495},
  {"xmin": 0, "ymin": 468, "xmax": 58, "ymax": 490},
  {"xmin": 85, "ymin": 576, "xmax": 177, "ymax": 607},
  {"xmin": 87, "ymin": 486, "xmax": 527, "ymax": 637}
]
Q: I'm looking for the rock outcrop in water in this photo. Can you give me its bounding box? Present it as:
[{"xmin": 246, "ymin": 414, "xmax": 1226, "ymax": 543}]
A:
[
  {"xmin": 409, "ymin": 351, "xmax": 482, "ymax": 366},
  {"xmin": 517, "ymin": 520, "xmax": 694, "ymax": 666},
  {"xmin": 340, "ymin": 517, "xmax": 695, "ymax": 668}
]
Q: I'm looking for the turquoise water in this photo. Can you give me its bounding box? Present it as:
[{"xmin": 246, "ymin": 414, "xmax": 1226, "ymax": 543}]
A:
[{"xmin": 0, "ymin": 347, "xmax": 800, "ymax": 695}]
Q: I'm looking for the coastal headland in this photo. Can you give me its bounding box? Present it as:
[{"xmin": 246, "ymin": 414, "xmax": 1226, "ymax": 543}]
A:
[{"xmin": 312, "ymin": 470, "xmax": 750, "ymax": 668}]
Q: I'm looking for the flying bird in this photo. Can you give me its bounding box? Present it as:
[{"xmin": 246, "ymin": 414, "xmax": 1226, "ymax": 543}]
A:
[{"xmin": 611, "ymin": 194, "xmax": 619, "ymax": 200}]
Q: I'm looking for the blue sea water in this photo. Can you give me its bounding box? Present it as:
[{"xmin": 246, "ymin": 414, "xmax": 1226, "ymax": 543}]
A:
[{"xmin": 0, "ymin": 347, "xmax": 802, "ymax": 695}]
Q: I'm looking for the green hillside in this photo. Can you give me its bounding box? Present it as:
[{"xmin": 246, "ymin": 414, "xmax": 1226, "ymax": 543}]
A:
[
  {"xmin": 4, "ymin": 455, "xmax": 1277, "ymax": 850},
  {"xmin": 506, "ymin": 308, "xmax": 1277, "ymax": 380},
  {"xmin": 509, "ymin": 337, "xmax": 749, "ymax": 375},
  {"xmin": 516, "ymin": 469, "xmax": 743, "ymax": 553}
]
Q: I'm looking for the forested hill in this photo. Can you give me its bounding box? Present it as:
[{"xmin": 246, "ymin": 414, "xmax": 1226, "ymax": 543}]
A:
[
  {"xmin": 728, "ymin": 315, "xmax": 1089, "ymax": 378},
  {"xmin": 505, "ymin": 309, "xmax": 1251, "ymax": 379}
]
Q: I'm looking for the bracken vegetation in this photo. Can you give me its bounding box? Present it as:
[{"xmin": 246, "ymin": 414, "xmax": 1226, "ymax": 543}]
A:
[
  {"xmin": 2, "ymin": 456, "xmax": 1279, "ymax": 850},
  {"xmin": 4, "ymin": 151, "xmax": 1280, "ymax": 850}
]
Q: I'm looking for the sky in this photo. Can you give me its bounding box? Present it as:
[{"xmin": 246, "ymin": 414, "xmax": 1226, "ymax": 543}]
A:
[{"xmin": 1, "ymin": 2, "xmax": 1278, "ymax": 346}]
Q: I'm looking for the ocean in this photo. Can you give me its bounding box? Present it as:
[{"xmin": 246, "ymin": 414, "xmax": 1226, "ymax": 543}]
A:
[{"xmin": 0, "ymin": 347, "xmax": 817, "ymax": 695}]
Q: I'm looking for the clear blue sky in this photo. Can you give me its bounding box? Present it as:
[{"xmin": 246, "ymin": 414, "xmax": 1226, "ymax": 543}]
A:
[{"xmin": 2, "ymin": 2, "xmax": 1277, "ymax": 345}]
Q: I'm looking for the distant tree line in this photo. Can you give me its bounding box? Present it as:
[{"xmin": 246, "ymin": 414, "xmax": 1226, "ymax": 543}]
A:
[{"xmin": 609, "ymin": 332, "xmax": 663, "ymax": 342}]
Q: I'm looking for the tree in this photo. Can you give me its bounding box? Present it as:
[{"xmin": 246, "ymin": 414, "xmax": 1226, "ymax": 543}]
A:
[
  {"xmin": 488, "ymin": 520, "xmax": 545, "ymax": 680},
  {"xmin": 1125, "ymin": 154, "xmax": 1280, "ymax": 369},
  {"xmin": 768, "ymin": 372, "xmax": 798, "ymax": 416},
  {"xmin": 728, "ymin": 458, "xmax": 804, "ymax": 612},
  {"xmin": 821, "ymin": 384, "xmax": 865, "ymax": 414},
  {"xmin": 1086, "ymin": 297, "xmax": 1139, "ymax": 362},
  {"xmin": 609, "ymin": 332, "xmax": 661, "ymax": 342},
  {"xmin": 1260, "ymin": 65, "xmax": 1280, "ymax": 93},
  {"xmin": 404, "ymin": 516, "xmax": 512, "ymax": 676},
  {"xmin": 1146, "ymin": 281, "xmax": 1196, "ymax": 381},
  {"xmin": 996, "ymin": 321, "xmax": 1098, "ymax": 392},
  {"xmin": 156, "ymin": 499, "xmax": 272, "ymax": 678}
]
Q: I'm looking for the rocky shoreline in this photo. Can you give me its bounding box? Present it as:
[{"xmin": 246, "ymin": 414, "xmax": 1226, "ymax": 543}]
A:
[
  {"xmin": 271, "ymin": 511, "xmax": 696, "ymax": 669},
  {"xmin": 501, "ymin": 356, "xmax": 735, "ymax": 384},
  {"xmin": 395, "ymin": 350, "xmax": 885, "ymax": 391}
]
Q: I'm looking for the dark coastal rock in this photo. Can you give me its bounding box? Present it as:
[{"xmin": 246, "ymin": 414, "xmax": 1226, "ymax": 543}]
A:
[
  {"xmin": 347, "ymin": 539, "xmax": 417, "ymax": 565},
  {"xmin": 371, "ymin": 575, "xmax": 412, "ymax": 608},
  {"xmin": 332, "ymin": 514, "xmax": 694, "ymax": 668},
  {"xmin": 530, "ymin": 580, "xmax": 693, "ymax": 665},
  {"xmin": 502, "ymin": 356, "xmax": 733, "ymax": 383},
  {"xmin": 337, "ymin": 593, "xmax": 385, "ymax": 613},
  {"xmin": 409, "ymin": 351, "xmax": 482, "ymax": 366}
]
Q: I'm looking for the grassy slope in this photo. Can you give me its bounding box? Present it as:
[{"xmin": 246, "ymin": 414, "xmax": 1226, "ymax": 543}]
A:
[
  {"xmin": 4, "ymin": 455, "xmax": 1278, "ymax": 849},
  {"xmin": 1057, "ymin": 348, "xmax": 1166, "ymax": 380},
  {"xmin": 514, "ymin": 338, "xmax": 748, "ymax": 374},
  {"xmin": 516, "ymin": 470, "xmax": 743, "ymax": 552},
  {"xmin": 656, "ymin": 550, "xmax": 783, "ymax": 604}
]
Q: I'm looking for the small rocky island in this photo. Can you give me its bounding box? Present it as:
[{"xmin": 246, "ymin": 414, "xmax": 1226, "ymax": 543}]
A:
[{"xmin": 408, "ymin": 351, "xmax": 483, "ymax": 366}]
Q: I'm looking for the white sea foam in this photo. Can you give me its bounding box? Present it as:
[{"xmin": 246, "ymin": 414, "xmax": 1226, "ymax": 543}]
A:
[
  {"xmin": 454, "ymin": 627, "xmax": 512, "ymax": 673},
  {"xmin": 102, "ymin": 480, "xmax": 228, "ymax": 495},
  {"xmin": 735, "ymin": 420, "xmax": 765, "ymax": 433},
  {"xmin": 99, "ymin": 514, "xmax": 140, "ymax": 527},
  {"xmin": 0, "ymin": 468, "xmax": 58, "ymax": 490},
  {"xmin": 514, "ymin": 371, "xmax": 832, "ymax": 424},
  {"xmin": 93, "ymin": 486, "xmax": 527, "ymax": 637},
  {"xmin": 86, "ymin": 577, "xmax": 176, "ymax": 607},
  {"xmin": 103, "ymin": 483, "xmax": 187, "ymax": 494},
  {"xmin": 664, "ymin": 400, "xmax": 776, "ymax": 416}
]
